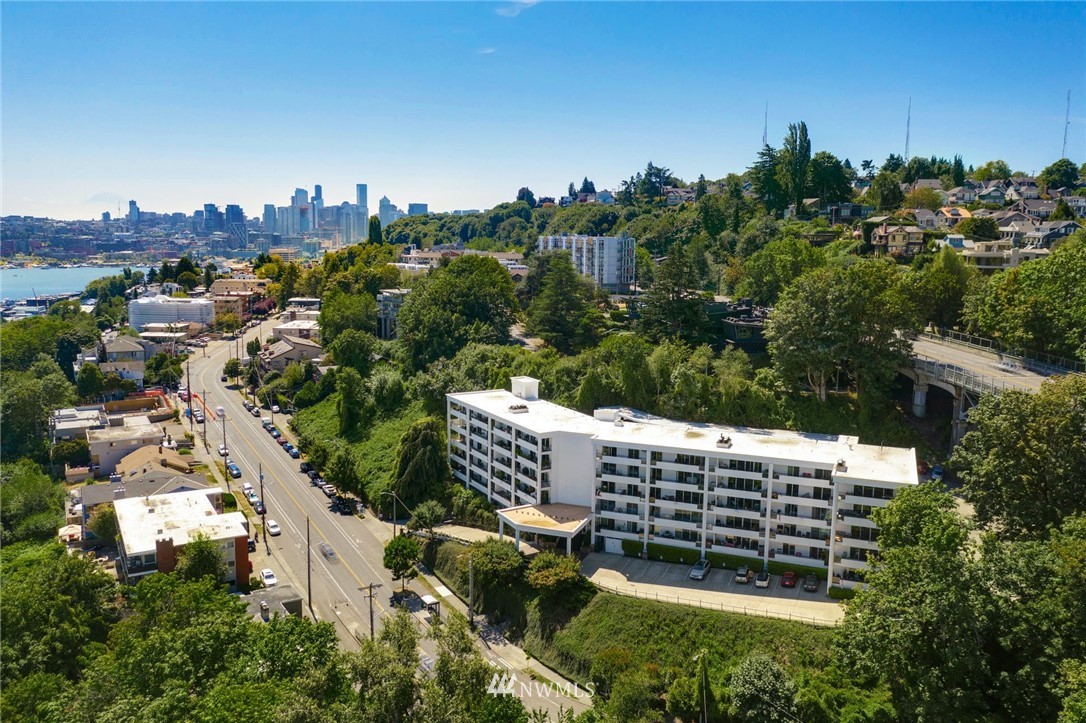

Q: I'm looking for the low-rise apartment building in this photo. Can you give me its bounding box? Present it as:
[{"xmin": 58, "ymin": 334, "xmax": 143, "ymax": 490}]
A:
[
  {"xmin": 128, "ymin": 295, "xmax": 215, "ymax": 331},
  {"xmin": 86, "ymin": 416, "xmax": 165, "ymax": 475},
  {"xmin": 377, "ymin": 288, "xmax": 411, "ymax": 339},
  {"xmin": 447, "ymin": 377, "xmax": 918, "ymax": 590},
  {"xmin": 114, "ymin": 488, "xmax": 249, "ymax": 586},
  {"xmin": 537, "ymin": 233, "xmax": 636, "ymax": 291}
]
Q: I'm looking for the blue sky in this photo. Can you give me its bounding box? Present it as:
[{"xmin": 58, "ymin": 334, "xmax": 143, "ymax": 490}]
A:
[{"xmin": 3, "ymin": 1, "xmax": 1084, "ymax": 220}]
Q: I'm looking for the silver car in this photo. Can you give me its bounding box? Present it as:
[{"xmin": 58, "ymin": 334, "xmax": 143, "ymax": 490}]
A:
[{"xmin": 689, "ymin": 559, "xmax": 711, "ymax": 581}]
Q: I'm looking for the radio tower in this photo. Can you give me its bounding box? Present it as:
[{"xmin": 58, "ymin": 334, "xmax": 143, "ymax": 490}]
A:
[
  {"xmin": 1062, "ymin": 89, "xmax": 1071, "ymax": 158},
  {"xmin": 762, "ymin": 102, "xmax": 768, "ymax": 147},
  {"xmin": 904, "ymin": 97, "xmax": 912, "ymax": 163}
]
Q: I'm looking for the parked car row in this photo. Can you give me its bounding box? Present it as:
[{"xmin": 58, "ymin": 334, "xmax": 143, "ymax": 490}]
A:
[{"xmin": 689, "ymin": 560, "xmax": 822, "ymax": 592}]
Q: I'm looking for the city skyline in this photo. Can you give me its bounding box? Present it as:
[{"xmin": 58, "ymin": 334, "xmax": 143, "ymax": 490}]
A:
[{"xmin": 3, "ymin": 1, "xmax": 1085, "ymax": 220}]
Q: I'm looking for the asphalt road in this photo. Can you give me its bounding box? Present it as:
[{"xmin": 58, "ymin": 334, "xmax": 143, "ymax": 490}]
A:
[
  {"xmin": 186, "ymin": 333, "xmax": 590, "ymax": 719},
  {"xmin": 911, "ymin": 336, "xmax": 1053, "ymax": 392}
]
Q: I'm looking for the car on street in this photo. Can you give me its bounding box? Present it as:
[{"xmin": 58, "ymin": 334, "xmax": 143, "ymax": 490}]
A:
[
  {"xmin": 227, "ymin": 463, "xmax": 242, "ymax": 478},
  {"xmin": 277, "ymin": 437, "xmax": 289, "ymax": 446},
  {"xmin": 781, "ymin": 571, "xmax": 797, "ymax": 588},
  {"xmin": 734, "ymin": 565, "xmax": 752, "ymax": 584},
  {"xmin": 247, "ymin": 490, "xmax": 259, "ymax": 504},
  {"xmin": 931, "ymin": 465, "xmax": 945, "ymax": 482},
  {"xmin": 289, "ymin": 448, "xmax": 301, "ymax": 458},
  {"xmin": 270, "ymin": 429, "xmax": 281, "ymax": 439},
  {"xmin": 321, "ymin": 484, "xmax": 337, "ymax": 497},
  {"xmin": 318, "ymin": 542, "xmax": 335, "ymax": 559},
  {"xmin": 307, "ymin": 469, "xmax": 320, "ymax": 479},
  {"xmin": 311, "ymin": 476, "xmax": 324, "ymax": 487},
  {"xmin": 220, "ymin": 375, "xmax": 228, "ymax": 382},
  {"xmin": 300, "ymin": 462, "xmax": 312, "ymax": 473},
  {"xmin": 271, "ymin": 405, "xmax": 280, "ymax": 413},
  {"xmin": 282, "ymin": 442, "xmax": 294, "ymax": 452},
  {"xmin": 803, "ymin": 574, "xmax": 820, "ymax": 592},
  {"xmin": 260, "ymin": 568, "xmax": 278, "ymax": 587},
  {"xmin": 689, "ymin": 559, "xmax": 711, "ymax": 581},
  {"xmin": 266, "ymin": 520, "xmax": 281, "ymax": 536},
  {"xmin": 243, "ymin": 400, "xmax": 254, "ymax": 411},
  {"xmin": 251, "ymin": 407, "xmax": 261, "ymax": 417},
  {"xmin": 755, "ymin": 570, "xmax": 770, "ymax": 588},
  {"xmin": 217, "ymin": 445, "xmax": 229, "ymax": 457},
  {"xmin": 253, "ymin": 499, "xmax": 266, "ymax": 515},
  {"xmin": 194, "ymin": 412, "xmax": 204, "ymax": 423},
  {"xmin": 242, "ymin": 482, "xmax": 254, "ymax": 495},
  {"xmin": 247, "ymin": 538, "xmax": 256, "ymax": 552},
  {"xmin": 261, "ymin": 418, "xmax": 272, "ymax": 429}
]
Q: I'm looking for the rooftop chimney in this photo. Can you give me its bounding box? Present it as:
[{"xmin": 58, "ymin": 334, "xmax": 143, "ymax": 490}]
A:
[{"xmin": 510, "ymin": 376, "xmax": 539, "ymax": 401}]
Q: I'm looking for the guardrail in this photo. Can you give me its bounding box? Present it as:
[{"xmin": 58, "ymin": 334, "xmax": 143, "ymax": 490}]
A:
[
  {"xmin": 920, "ymin": 327, "xmax": 1084, "ymax": 375},
  {"xmin": 590, "ymin": 578, "xmax": 841, "ymax": 627},
  {"xmin": 912, "ymin": 354, "xmax": 1012, "ymax": 396}
]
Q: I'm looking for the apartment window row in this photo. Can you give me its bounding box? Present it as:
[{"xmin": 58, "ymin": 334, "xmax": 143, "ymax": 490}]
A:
[{"xmin": 850, "ymin": 485, "xmax": 894, "ymax": 500}]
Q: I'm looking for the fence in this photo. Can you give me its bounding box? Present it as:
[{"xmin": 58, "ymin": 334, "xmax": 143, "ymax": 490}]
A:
[
  {"xmin": 912, "ymin": 354, "xmax": 1012, "ymax": 397},
  {"xmin": 590, "ymin": 578, "xmax": 841, "ymax": 628},
  {"xmin": 920, "ymin": 326, "xmax": 1084, "ymax": 375}
]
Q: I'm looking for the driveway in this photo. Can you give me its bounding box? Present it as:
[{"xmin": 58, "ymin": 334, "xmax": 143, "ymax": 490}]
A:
[{"xmin": 582, "ymin": 553, "xmax": 844, "ymax": 626}]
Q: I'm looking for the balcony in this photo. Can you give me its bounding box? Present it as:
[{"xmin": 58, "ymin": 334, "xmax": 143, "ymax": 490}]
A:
[
  {"xmin": 837, "ymin": 509, "xmax": 876, "ymax": 528},
  {"xmin": 654, "ymin": 459, "xmax": 704, "ymax": 474},
  {"xmin": 839, "ymin": 492, "xmax": 894, "ymax": 508},
  {"xmin": 777, "ymin": 491, "xmax": 832, "ymax": 509},
  {"xmin": 720, "ymin": 486, "xmax": 762, "ymax": 501},
  {"xmin": 653, "ymin": 514, "xmax": 702, "ymax": 531},
  {"xmin": 647, "ymin": 532, "xmax": 699, "ymax": 550},
  {"xmin": 714, "ymin": 504, "xmax": 762, "ymax": 520},
  {"xmin": 773, "ymin": 529, "xmax": 829, "ymax": 547},
  {"xmin": 652, "ymin": 476, "xmax": 703, "ymax": 492},
  {"xmin": 772, "ymin": 552, "xmax": 828, "ymax": 568},
  {"xmin": 598, "ymin": 506, "xmax": 642, "ymax": 523},
  {"xmin": 652, "ymin": 496, "xmax": 702, "ymax": 513},
  {"xmin": 836, "ymin": 534, "xmax": 879, "ymax": 551},
  {"xmin": 834, "ymin": 555, "xmax": 870, "ymax": 571},
  {"xmin": 596, "ymin": 527, "xmax": 643, "ymax": 541},
  {"xmin": 715, "ymin": 523, "xmax": 762, "ymax": 539},
  {"xmin": 601, "ymin": 454, "xmax": 641, "ymax": 467},
  {"xmin": 599, "ymin": 471, "xmax": 644, "ymax": 486}
]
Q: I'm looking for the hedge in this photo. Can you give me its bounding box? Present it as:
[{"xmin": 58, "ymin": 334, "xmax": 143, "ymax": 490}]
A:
[
  {"xmin": 827, "ymin": 586, "xmax": 857, "ymax": 600},
  {"xmin": 619, "ymin": 540, "xmax": 829, "ymax": 580}
]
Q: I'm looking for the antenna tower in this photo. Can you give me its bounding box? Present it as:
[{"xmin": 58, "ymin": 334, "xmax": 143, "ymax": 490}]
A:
[
  {"xmin": 1062, "ymin": 89, "xmax": 1071, "ymax": 158},
  {"xmin": 762, "ymin": 102, "xmax": 768, "ymax": 147},
  {"xmin": 904, "ymin": 97, "xmax": 912, "ymax": 163}
]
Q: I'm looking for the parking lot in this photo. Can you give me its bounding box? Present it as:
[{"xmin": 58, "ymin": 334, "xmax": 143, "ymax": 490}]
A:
[{"xmin": 582, "ymin": 553, "xmax": 845, "ymax": 626}]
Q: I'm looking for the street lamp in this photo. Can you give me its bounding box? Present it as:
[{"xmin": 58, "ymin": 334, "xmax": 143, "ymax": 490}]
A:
[{"xmin": 380, "ymin": 490, "xmax": 414, "ymax": 537}]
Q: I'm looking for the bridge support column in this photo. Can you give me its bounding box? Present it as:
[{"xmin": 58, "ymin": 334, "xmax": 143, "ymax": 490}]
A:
[
  {"xmin": 911, "ymin": 383, "xmax": 929, "ymax": 418},
  {"xmin": 950, "ymin": 394, "xmax": 970, "ymax": 452}
]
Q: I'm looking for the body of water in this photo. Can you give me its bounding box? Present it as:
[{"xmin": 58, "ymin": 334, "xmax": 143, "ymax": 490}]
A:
[{"xmin": 0, "ymin": 266, "xmax": 146, "ymax": 302}]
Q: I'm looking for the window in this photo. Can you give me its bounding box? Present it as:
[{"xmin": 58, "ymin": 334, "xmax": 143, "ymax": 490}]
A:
[
  {"xmin": 727, "ymin": 459, "xmax": 763, "ymax": 473},
  {"xmin": 786, "ymin": 465, "xmax": 800, "ymax": 477}
]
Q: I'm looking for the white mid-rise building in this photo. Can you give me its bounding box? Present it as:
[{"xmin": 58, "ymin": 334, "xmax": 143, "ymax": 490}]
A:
[
  {"xmin": 537, "ymin": 232, "xmax": 636, "ymax": 291},
  {"xmin": 447, "ymin": 377, "xmax": 918, "ymax": 590},
  {"xmin": 128, "ymin": 295, "xmax": 215, "ymax": 331}
]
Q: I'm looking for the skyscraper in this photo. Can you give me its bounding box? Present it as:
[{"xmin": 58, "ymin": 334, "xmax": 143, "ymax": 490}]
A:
[
  {"xmin": 408, "ymin": 203, "xmax": 428, "ymax": 216},
  {"xmin": 263, "ymin": 204, "xmax": 277, "ymax": 233},
  {"xmin": 356, "ymin": 184, "xmax": 367, "ymax": 210},
  {"xmin": 225, "ymin": 204, "xmax": 247, "ymax": 243},
  {"xmin": 127, "ymin": 200, "xmax": 140, "ymax": 225},
  {"xmin": 314, "ymin": 184, "xmax": 323, "ymax": 201},
  {"xmin": 203, "ymin": 203, "xmax": 224, "ymax": 233},
  {"xmin": 379, "ymin": 196, "xmax": 406, "ymax": 228}
]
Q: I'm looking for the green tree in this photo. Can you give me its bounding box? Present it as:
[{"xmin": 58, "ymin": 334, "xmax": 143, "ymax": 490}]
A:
[
  {"xmin": 765, "ymin": 260, "xmax": 916, "ymax": 403},
  {"xmin": 749, "ymin": 145, "xmax": 786, "ymax": 216},
  {"xmin": 0, "ymin": 459, "xmax": 64, "ymax": 543},
  {"xmin": 1050, "ymin": 198, "xmax": 1076, "ymax": 221},
  {"xmin": 729, "ymin": 654, "xmax": 797, "ymax": 723},
  {"xmin": 335, "ymin": 366, "xmax": 366, "ymax": 434},
  {"xmin": 174, "ymin": 533, "xmax": 228, "ymax": 583},
  {"xmin": 469, "ymin": 538, "xmax": 523, "ymax": 589},
  {"xmin": 76, "ymin": 362, "xmax": 105, "ymax": 400},
  {"xmin": 526, "ymin": 552, "xmax": 582, "ymax": 599},
  {"xmin": 735, "ymin": 236, "xmax": 825, "ymax": 305},
  {"xmin": 973, "ymin": 159, "xmax": 1012, "ymax": 182},
  {"xmin": 638, "ymin": 242, "xmax": 707, "ymax": 342},
  {"xmin": 369, "ymin": 215, "xmax": 384, "ymax": 245},
  {"xmin": 324, "ymin": 445, "xmax": 361, "ymax": 497},
  {"xmin": 907, "ymin": 244, "xmax": 975, "ymax": 328},
  {"xmin": 806, "ymin": 150, "xmax": 852, "ymax": 204},
  {"xmin": 868, "ymin": 170, "xmax": 905, "ymax": 211},
  {"xmin": 951, "ymin": 374, "xmax": 1086, "ymax": 539},
  {"xmin": 1038, "ymin": 158, "xmax": 1080, "ymax": 191},
  {"xmin": 319, "ymin": 288, "xmax": 377, "ymax": 347},
  {"xmin": 51, "ymin": 438, "xmax": 90, "ymax": 468},
  {"xmin": 383, "ymin": 534, "xmax": 421, "ymax": 591},
  {"xmin": 777, "ymin": 121, "xmax": 812, "ymax": 212},
  {"xmin": 397, "ymin": 255, "xmax": 517, "ymax": 370},
  {"xmin": 956, "ymin": 216, "xmax": 999, "ymax": 240},
  {"xmin": 579, "ymin": 177, "xmax": 596, "ymax": 194},
  {"xmin": 408, "ymin": 499, "xmax": 446, "ymax": 538},
  {"xmin": 516, "ymin": 187, "xmax": 536, "ymax": 208},
  {"xmin": 223, "ymin": 357, "xmax": 242, "ymax": 384},
  {"xmin": 903, "ymin": 186, "xmax": 944, "ymax": 212},
  {"xmin": 246, "ymin": 338, "xmax": 262, "ymax": 358},
  {"xmin": 87, "ymin": 502, "xmax": 119, "ymax": 543},
  {"xmin": 695, "ymin": 173, "xmax": 708, "ymax": 200},
  {"xmin": 391, "ymin": 416, "xmax": 450, "ymax": 508},
  {"xmin": 951, "ymin": 154, "xmax": 966, "ymax": 188},
  {"xmin": 276, "ymin": 263, "xmax": 300, "ymax": 309},
  {"xmin": 349, "ymin": 607, "xmax": 420, "ymax": 721},
  {"xmin": 328, "ymin": 328, "xmax": 376, "ymax": 377},
  {"xmin": 216, "ymin": 311, "xmax": 241, "ymax": 334},
  {"xmin": 526, "ymin": 252, "xmax": 601, "ymax": 354}
]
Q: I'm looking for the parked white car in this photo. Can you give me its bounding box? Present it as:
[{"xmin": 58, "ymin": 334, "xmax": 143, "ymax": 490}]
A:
[
  {"xmin": 260, "ymin": 568, "xmax": 278, "ymax": 587},
  {"xmin": 266, "ymin": 520, "xmax": 281, "ymax": 536}
]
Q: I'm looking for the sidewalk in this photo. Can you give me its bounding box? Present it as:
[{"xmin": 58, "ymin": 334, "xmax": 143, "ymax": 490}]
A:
[{"xmin": 365, "ymin": 516, "xmax": 591, "ymax": 704}]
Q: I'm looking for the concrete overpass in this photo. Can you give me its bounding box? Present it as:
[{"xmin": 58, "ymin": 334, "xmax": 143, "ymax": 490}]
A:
[{"xmin": 902, "ymin": 328, "xmax": 1080, "ymax": 450}]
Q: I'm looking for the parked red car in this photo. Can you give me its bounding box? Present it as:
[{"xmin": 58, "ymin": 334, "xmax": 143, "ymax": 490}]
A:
[{"xmin": 781, "ymin": 571, "xmax": 798, "ymax": 588}]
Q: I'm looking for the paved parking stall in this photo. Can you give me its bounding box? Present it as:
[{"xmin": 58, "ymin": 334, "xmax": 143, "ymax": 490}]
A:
[{"xmin": 582, "ymin": 553, "xmax": 844, "ymax": 626}]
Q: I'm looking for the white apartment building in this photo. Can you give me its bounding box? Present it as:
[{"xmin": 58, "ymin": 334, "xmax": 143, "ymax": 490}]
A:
[
  {"xmin": 537, "ymin": 232, "xmax": 636, "ymax": 291},
  {"xmin": 447, "ymin": 377, "xmax": 918, "ymax": 590},
  {"xmin": 128, "ymin": 295, "xmax": 215, "ymax": 331}
]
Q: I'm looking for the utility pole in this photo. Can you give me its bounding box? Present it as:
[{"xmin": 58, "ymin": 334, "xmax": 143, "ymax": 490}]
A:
[
  {"xmin": 1063, "ymin": 89, "xmax": 1072, "ymax": 159},
  {"xmin": 201, "ymin": 388, "xmax": 207, "ymax": 443},
  {"xmin": 904, "ymin": 96, "xmax": 912, "ymax": 164},
  {"xmin": 186, "ymin": 360, "xmax": 193, "ymax": 429},
  {"xmin": 306, "ymin": 517, "xmax": 312, "ymax": 613},
  {"xmin": 260, "ymin": 464, "xmax": 268, "ymax": 554},
  {"xmin": 365, "ymin": 582, "xmax": 383, "ymax": 640}
]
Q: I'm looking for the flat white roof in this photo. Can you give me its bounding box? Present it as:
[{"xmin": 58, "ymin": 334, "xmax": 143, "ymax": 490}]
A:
[
  {"xmin": 275, "ymin": 320, "xmax": 319, "ymax": 329},
  {"xmin": 87, "ymin": 420, "xmax": 162, "ymax": 443},
  {"xmin": 448, "ymin": 389, "xmax": 601, "ymax": 435},
  {"xmin": 450, "ymin": 387, "xmax": 917, "ymax": 486},
  {"xmin": 115, "ymin": 488, "xmax": 247, "ymax": 556}
]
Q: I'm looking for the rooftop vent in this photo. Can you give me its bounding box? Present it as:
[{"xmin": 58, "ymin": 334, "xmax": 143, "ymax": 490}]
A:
[
  {"xmin": 716, "ymin": 435, "xmax": 732, "ymax": 449},
  {"xmin": 508, "ymin": 404, "xmax": 529, "ymax": 414},
  {"xmin": 836, "ymin": 458, "xmax": 847, "ymax": 471}
]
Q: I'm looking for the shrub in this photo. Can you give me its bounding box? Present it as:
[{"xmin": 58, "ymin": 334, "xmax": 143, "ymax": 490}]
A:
[{"xmin": 827, "ymin": 586, "xmax": 856, "ymax": 600}]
